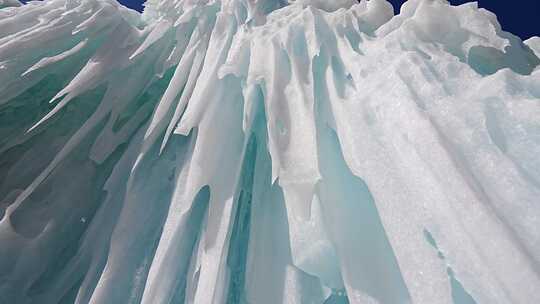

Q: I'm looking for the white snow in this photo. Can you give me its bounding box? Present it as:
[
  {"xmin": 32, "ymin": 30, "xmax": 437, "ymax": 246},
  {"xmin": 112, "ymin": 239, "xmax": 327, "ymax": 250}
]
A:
[{"xmin": 0, "ymin": 0, "xmax": 539, "ymax": 303}]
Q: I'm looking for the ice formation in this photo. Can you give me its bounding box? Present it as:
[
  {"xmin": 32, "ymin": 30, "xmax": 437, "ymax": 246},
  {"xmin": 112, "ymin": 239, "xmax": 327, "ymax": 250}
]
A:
[{"xmin": 1, "ymin": 0, "xmax": 540, "ymax": 303}]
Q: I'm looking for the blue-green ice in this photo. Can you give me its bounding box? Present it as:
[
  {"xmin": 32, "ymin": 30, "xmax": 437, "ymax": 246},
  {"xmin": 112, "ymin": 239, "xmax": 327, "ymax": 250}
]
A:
[{"xmin": 1, "ymin": 0, "xmax": 540, "ymax": 303}]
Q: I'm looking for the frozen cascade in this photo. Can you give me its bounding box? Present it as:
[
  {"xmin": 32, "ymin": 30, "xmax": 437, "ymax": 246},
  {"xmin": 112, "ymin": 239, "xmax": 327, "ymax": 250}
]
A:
[{"xmin": 0, "ymin": 0, "xmax": 540, "ymax": 303}]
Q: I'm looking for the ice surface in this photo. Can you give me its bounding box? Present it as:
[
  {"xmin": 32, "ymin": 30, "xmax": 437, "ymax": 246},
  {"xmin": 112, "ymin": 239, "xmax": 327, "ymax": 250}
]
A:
[
  {"xmin": 0, "ymin": 0, "xmax": 20, "ymax": 8},
  {"xmin": 1, "ymin": 0, "xmax": 540, "ymax": 303}
]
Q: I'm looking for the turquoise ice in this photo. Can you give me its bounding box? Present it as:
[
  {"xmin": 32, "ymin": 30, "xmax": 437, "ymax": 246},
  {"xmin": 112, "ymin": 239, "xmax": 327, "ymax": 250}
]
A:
[{"xmin": 1, "ymin": 0, "xmax": 540, "ymax": 303}]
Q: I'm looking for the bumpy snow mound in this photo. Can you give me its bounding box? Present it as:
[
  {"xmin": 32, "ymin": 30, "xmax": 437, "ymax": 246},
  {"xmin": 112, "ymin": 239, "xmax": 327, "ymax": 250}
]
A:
[
  {"xmin": 1, "ymin": 0, "xmax": 540, "ymax": 303},
  {"xmin": 526, "ymin": 37, "xmax": 540, "ymax": 59}
]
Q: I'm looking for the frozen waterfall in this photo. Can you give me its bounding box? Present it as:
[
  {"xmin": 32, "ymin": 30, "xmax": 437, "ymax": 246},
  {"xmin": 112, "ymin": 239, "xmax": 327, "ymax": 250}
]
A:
[{"xmin": 1, "ymin": 0, "xmax": 540, "ymax": 303}]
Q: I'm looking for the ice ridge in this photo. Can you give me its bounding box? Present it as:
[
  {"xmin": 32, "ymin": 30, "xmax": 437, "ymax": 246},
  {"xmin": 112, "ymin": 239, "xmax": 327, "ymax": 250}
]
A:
[{"xmin": 1, "ymin": 0, "xmax": 540, "ymax": 303}]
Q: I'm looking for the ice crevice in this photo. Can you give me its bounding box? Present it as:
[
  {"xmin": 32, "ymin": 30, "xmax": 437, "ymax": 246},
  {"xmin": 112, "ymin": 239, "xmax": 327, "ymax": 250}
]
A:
[{"xmin": 1, "ymin": 0, "xmax": 540, "ymax": 303}]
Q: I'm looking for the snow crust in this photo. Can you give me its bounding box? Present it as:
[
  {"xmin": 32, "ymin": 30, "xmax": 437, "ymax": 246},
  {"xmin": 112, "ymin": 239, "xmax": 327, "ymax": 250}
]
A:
[{"xmin": 1, "ymin": 0, "xmax": 540, "ymax": 303}]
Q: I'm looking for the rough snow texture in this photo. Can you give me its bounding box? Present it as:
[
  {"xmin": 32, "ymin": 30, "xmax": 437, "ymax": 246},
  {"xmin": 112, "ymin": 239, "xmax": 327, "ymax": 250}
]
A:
[{"xmin": 1, "ymin": 0, "xmax": 540, "ymax": 303}]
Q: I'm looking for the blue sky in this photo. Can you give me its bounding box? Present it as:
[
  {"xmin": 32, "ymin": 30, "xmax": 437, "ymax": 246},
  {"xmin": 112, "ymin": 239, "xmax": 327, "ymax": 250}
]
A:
[{"xmin": 115, "ymin": 0, "xmax": 539, "ymax": 40}]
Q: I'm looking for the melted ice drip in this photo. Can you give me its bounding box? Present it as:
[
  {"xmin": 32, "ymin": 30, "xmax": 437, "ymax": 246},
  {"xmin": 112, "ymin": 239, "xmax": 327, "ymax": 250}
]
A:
[{"xmin": 1, "ymin": 0, "xmax": 540, "ymax": 303}]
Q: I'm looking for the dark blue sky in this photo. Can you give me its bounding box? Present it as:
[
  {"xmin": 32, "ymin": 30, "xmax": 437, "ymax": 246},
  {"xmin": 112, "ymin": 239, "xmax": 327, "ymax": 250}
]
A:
[{"xmin": 116, "ymin": 0, "xmax": 539, "ymax": 40}]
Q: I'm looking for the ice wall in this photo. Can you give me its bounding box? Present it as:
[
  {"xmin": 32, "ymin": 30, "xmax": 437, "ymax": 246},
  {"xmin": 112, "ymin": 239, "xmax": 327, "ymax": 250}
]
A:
[
  {"xmin": 0, "ymin": 0, "xmax": 21, "ymax": 8},
  {"xmin": 1, "ymin": 0, "xmax": 540, "ymax": 303}
]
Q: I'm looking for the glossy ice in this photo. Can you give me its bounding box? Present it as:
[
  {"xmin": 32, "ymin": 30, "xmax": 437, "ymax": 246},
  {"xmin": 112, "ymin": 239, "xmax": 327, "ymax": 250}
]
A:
[{"xmin": 1, "ymin": 0, "xmax": 539, "ymax": 303}]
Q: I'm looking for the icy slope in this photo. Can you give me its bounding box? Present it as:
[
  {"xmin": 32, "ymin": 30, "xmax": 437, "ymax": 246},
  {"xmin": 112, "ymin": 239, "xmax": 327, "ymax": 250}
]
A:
[
  {"xmin": 0, "ymin": 0, "xmax": 21, "ymax": 8},
  {"xmin": 1, "ymin": 0, "xmax": 540, "ymax": 303}
]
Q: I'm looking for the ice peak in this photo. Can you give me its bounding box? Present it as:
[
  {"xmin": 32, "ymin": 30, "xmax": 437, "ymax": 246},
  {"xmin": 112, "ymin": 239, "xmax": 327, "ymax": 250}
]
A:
[{"xmin": 1, "ymin": 0, "xmax": 540, "ymax": 303}]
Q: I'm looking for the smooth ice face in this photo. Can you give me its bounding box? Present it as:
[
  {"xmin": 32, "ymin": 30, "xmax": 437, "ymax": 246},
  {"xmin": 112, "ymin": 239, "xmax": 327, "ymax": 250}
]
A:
[
  {"xmin": 1, "ymin": 0, "xmax": 540, "ymax": 303},
  {"xmin": 0, "ymin": 0, "xmax": 20, "ymax": 8}
]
